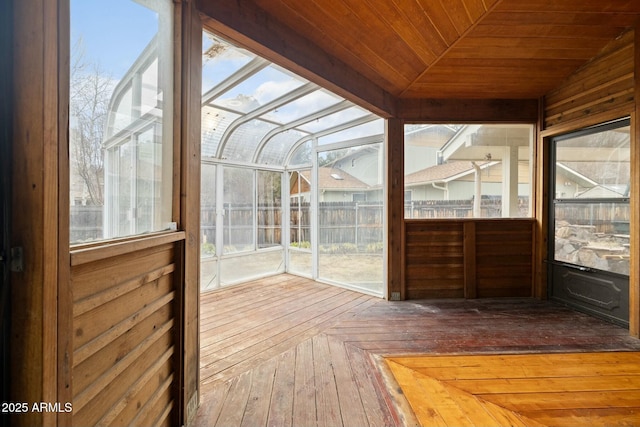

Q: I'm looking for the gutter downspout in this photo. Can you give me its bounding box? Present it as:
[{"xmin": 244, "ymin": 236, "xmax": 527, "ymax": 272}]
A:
[{"xmin": 431, "ymin": 182, "xmax": 448, "ymax": 200}]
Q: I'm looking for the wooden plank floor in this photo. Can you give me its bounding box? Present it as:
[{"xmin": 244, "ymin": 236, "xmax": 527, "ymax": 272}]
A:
[
  {"xmin": 193, "ymin": 274, "xmax": 640, "ymax": 427},
  {"xmin": 387, "ymin": 352, "xmax": 640, "ymax": 427}
]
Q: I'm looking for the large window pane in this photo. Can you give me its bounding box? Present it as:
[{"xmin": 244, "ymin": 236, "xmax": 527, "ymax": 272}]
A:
[
  {"xmin": 289, "ymin": 170, "xmax": 311, "ymax": 276},
  {"xmin": 70, "ymin": 0, "xmax": 173, "ymax": 243},
  {"xmin": 223, "ymin": 167, "xmax": 254, "ymax": 253},
  {"xmin": 257, "ymin": 170, "xmax": 282, "ymax": 248},
  {"xmin": 552, "ymin": 121, "xmax": 630, "ymax": 276},
  {"xmin": 404, "ymin": 124, "xmax": 532, "ymax": 219},
  {"xmin": 317, "ymin": 144, "xmax": 384, "ymax": 295},
  {"xmin": 201, "ymin": 163, "xmax": 217, "ymax": 291}
]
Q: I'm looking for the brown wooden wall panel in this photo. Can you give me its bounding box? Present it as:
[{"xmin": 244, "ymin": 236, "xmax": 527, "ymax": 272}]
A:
[
  {"xmin": 544, "ymin": 29, "xmax": 635, "ymax": 130},
  {"xmin": 69, "ymin": 239, "xmax": 178, "ymax": 427},
  {"xmin": 475, "ymin": 220, "xmax": 534, "ymax": 297},
  {"xmin": 405, "ymin": 221, "xmax": 465, "ymax": 299},
  {"xmin": 404, "ymin": 219, "xmax": 534, "ymax": 299}
]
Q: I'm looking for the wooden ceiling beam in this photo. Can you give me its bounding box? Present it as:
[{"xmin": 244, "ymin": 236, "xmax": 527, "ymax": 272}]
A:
[
  {"xmin": 196, "ymin": 0, "xmax": 396, "ymax": 118},
  {"xmin": 398, "ymin": 98, "xmax": 540, "ymax": 123}
]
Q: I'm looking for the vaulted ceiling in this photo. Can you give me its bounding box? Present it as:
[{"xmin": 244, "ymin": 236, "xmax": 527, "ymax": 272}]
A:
[{"xmin": 197, "ymin": 0, "xmax": 640, "ymax": 117}]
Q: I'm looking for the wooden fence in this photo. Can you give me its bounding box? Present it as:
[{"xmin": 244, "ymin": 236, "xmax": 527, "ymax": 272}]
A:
[{"xmin": 70, "ymin": 198, "xmax": 630, "ymax": 250}]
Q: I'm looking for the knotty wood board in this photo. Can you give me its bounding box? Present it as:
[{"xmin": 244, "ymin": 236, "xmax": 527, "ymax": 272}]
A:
[{"xmin": 387, "ymin": 352, "xmax": 640, "ymax": 427}]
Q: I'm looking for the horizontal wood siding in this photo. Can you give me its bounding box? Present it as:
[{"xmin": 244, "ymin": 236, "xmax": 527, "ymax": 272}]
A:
[
  {"xmin": 405, "ymin": 219, "xmax": 534, "ymax": 299},
  {"xmin": 544, "ymin": 29, "xmax": 634, "ymax": 130},
  {"xmin": 475, "ymin": 220, "xmax": 534, "ymax": 297},
  {"xmin": 70, "ymin": 238, "xmax": 178, "ymax": 426},
  {"xmin": 405, "ymin": 221, "xmax": 465, "ymax": 299}
]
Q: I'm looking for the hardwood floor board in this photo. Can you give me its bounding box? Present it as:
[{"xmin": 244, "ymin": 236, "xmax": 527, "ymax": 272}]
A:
[
  {"xmin": 240, "ymin": 357, "xmax": 277, "ymax": 427},
  {"xmin": 191, "ymin": 380, "xmax": 231, "ymax": 427},
  {"xmin": 215, "ymin": 371, "xmax": 252, "ymax": 427},
  {"xmin": 266, "ymin": 350, "xmax": 295, "ymax": 427},
  {"xmin": 453, "ymin": 375, "xmax": 640, "ymax": 394},
  {"xmin": 200, "ymin": 288, "xmax": 357, "ymax": 363},
  {"xmin": 200, "ymin": 293, "xmax": 374, "ymax": 387},
  {"xmin": 195, "ymin": 274, "xmax": 640, "ymax": 427},
  {"xmin": 326, "ymin": 336, "xmax": 370, "ymax": 427},
  {"xmin": 312, "ymin": 334, "xmax": 343, "ymax": 427},
  {"xmin": 292, "ymin": 338, "xmax": 316, "ymax": 427},
  {"xmin": 200, "ymin": 285, "xmax": 345, "ymax": 346},
  {"xmin": 520, "ymin": 407, "xmax": 640, "ymax": 427},
  {"xmin": 344, "ymin": 344, "xmax": 403, "ymax": 427}
]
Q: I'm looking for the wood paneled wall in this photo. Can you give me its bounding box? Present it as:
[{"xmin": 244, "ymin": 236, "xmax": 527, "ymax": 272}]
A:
[
  {"xmin": 69, "ymin": 233, "xmax": 184, "ymax": 427},
  {"xmin": 544, "ymin": 29, "xmax": 634, "ymax": 132},
  {"xmin": 404, "ymin": 219, "xmax": 534, "ymax": 299}
]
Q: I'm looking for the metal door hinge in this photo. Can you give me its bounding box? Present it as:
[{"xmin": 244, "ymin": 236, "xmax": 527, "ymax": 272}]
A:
[{"xmin": 10, "ymin": 247, "xmax": 23, "ymax": 272}]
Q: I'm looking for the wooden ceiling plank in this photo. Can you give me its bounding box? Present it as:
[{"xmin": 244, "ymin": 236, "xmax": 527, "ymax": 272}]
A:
[
  {"xmin": 400, "ymin": 0, "xmax": 505, "ymax": 97},
  {"xmin": 338, "ymin": 0, "xmax": 427, "ymax": 76},
  {"xmin": 481, "ymin": 11, "xmax": 640, "ymax": 27},
  {"xmin": 495, "ymin": 0, "xmax": 640, "ymax": 14},
  {"xmin": 362, "ymin": 0, "xmax": 440, "ymax": 65},
  {"xmin": 472, "ymin": 24, "xmax": 630, "ymax": 40},
  {"xmin": 196, "ymin": 0, "xmax": 396, "ymax": 117},
  {"xmin": 246, "ymin": 0, "xmax": 411, "ymax": 95},
  {"xmin": 390, "ymin": 0, "xmax": 450, "ymax": 56},
  {"xmin": 415, "ymin": 0, "xmax": 463, "ymax": 44},
  {"xmin": 465, "ymin": 0, "xmax": 494, "ymax": 21},
  {"xmin": 445, "ymin": 0, "xmax": 475, "ymax": 35},
  {"xmin": 273, "ymin": 0, "xmax": 417, "ymax": 91}
]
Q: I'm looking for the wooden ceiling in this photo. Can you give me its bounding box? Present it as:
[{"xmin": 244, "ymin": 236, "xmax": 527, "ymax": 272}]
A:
[{"xmin": 197, "ymin": 0, "xmax": 640, "ymax": 117}]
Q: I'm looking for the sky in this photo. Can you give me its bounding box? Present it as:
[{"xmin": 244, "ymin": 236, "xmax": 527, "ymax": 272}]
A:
[{"xmin": 71, "ymin": 0, "xmax": 159, "ymax": 79}]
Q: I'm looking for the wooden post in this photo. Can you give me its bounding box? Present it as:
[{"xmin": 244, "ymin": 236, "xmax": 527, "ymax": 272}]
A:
[
  {"xmin": 180, "ymin": 1, "xmax": 203, "ymax": 423},
  {"xmin": 386, "ymin": 118, "xmax": 404, "ymax": 300},
  {"xmin": 630, "ymin": 28, "xmax": 640, "ymax": 338},
  {"xmin": 10, "ymin": 0, "xmax": 62, "ymax": 425}
]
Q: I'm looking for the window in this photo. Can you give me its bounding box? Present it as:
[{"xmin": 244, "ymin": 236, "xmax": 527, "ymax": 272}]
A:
[
  {"xmin": 70, "ymin": 0, "xmax": 174, "ymax": 243},
  {"xmin": 404, "ymin": 124, "xmax": 533, "ymax": 219},
  {"xmin": 552, "ymin": 119, "xmax": 630, "ymax": 275}
]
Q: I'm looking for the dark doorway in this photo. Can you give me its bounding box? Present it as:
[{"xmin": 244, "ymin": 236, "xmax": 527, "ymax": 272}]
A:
[{"xmin": 549, "ymin": 118, "xmax": 631, "ymax": 327}]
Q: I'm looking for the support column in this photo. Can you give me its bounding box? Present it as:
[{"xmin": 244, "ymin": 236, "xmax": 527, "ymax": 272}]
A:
[{"xmin": 386, "ymin": 118, "xmax": 404, "ymax": 300}]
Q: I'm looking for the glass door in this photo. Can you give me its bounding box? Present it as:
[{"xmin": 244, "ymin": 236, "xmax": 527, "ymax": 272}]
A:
[{"xmin": 549, "ymin": 119, "xmax": 630, "ymax": 326}]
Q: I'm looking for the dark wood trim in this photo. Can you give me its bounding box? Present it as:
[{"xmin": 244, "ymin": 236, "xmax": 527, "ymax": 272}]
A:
[
  {"xmin": 195, "ymin": 0, "xmax": 396, "ymax": 119},
  {"xmin": 10, "ymin": 0, "xmax": 60, "ymax": 424},
  {"xmin": 534, "ymin": 98, "xmax": 548, "ymax": 299},
  {"xmin": 386, "ymin": 119, "xmax": 404, "ymax": 300},
  {"xmin": 398, "ymin": 98, "xmax": 540, "ymax": 123},
  {"xmin": 70, "ymin": 231, "xmax": 186, "ymax": 266},
  {"xmin": 630, "ymin": 27, "xmax": 640, "ymax": 338},
  {"xmin": 57, "ymin": 0, "xmax": 73, "ymax": 425}
]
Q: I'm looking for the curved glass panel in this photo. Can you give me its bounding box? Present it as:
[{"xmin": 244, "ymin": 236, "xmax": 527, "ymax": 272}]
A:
[
  {"xmin": 213, "ymin": 65, "xmax": 305, "ymax": 114},
  {"xmin": 261, "ymin": 89, "xmax": 342, "ymax": 124},
  {"xmin": 223, "ymin": 120, "xmax": 279, "ymax": 161},
  {"xmin": 289, "ymin": 140, "xmax": 313, "ymax": 166},
  {"xmin": 257, "ymin": 129, "xmax": 309, "ymax": 165},
  {"xmin": 318, "ymin": 118, "xmax": 384, "ymax": 145},
  {"xmin": 202, "ymin": 33, "xmax": 254, "ymax": 93},
  {"xmin": 297, "ymin": 106, "xmax": 369, "ymax": 134},
  {"xmin": 201, "ymin": 106, "xmax": 241, "ymax": 159}
]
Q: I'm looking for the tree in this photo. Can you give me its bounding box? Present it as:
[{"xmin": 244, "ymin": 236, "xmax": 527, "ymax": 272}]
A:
[{"xmin": 69, "ymin": 39, "xmax": 113, "ymax": 206}]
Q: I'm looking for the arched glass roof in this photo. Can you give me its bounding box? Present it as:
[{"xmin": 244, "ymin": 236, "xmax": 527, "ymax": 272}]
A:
[{"xmin": 201, "ymin": 32, "xmax": 384, "ymax": 167}]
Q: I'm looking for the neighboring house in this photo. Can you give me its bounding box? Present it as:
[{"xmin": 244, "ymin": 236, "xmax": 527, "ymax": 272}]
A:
[{"xmin": 292, "ymin": 168, "xmax": 381, "ymax": 203}]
